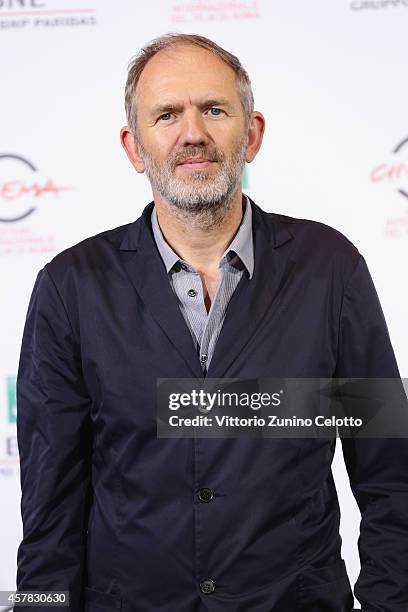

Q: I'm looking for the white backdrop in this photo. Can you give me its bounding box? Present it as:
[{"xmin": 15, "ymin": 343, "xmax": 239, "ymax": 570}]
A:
[{"xmin": 1, "ymin": 1, "xmax": 407, "ymax": 608}]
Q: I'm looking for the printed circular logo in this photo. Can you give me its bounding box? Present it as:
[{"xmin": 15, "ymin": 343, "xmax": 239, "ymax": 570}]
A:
[{"xmin": 0, "ymin": 154, "xmax": 70, "ymax": 223}]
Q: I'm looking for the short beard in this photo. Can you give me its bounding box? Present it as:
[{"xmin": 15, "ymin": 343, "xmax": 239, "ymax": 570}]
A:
[{"xmin": 137, "ymin": 132, "xmax": 247, "ymax": 228}]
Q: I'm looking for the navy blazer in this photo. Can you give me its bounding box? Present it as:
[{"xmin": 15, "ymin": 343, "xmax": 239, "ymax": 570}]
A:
[{"xmin": 16, "ymin": 198, "xmax": 408, "ymax": 612}]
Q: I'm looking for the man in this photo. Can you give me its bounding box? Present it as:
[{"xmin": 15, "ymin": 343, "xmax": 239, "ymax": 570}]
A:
[{"xmin": 16, "ymin": 33, "xmax": 408, "ymax": 612}]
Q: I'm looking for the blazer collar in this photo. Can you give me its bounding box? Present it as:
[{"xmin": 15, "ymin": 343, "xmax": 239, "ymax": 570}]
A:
[
  {"xmin": 118, "ymin": 197, "xmax": 295, "ymax": 378},
  {"xmin": 149, "ymin": 194, "xmax": 255, "ymax": 279},
  {"xmin": 119, "ymin": 197, "xmax": 293, "ymax": 252}
]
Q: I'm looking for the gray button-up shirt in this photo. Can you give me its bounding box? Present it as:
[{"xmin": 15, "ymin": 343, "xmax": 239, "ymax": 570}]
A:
[{"xmin": 151, "ymin": 195, "xmax": 254, "ymax": 373}]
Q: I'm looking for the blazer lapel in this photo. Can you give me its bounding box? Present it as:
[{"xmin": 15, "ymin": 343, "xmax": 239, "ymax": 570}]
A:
[
  {"xmin": 118, "ymin": 198, "xmax": 295, "ymax": 381},
  {"xmin": 118, "ymin": 201, "xmax": 203, "ymax": 379},
  {"xmin": 206, "ymin": 198, "xmax": 295, "ymax": 378}
]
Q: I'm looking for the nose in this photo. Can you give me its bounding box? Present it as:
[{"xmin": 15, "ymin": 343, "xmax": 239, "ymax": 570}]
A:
[{"xmin": 178, "ymin": 108, "xmax": 210, "ymax": 147}]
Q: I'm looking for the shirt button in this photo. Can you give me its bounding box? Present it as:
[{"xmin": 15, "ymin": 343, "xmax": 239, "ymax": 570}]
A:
[
  {"xmin": 198, "ymin": 396, "xmax": 211, "ymax": 414},
  {"xmin": 198, "ymin": 487, "xmax": 214, "ymax": 503},
  {"xmin": 188, "ymin": 288, "xmax": 198, "ymax": 297},
  {"xmin": 200, "ymin": 354, "xmax": 207, "ymax": 364},
  {"xmin": 200, "ymin": 579, "xmax": 216, "ymax": 594},
  {"xmin": 180, "ymin": 263, "xmax": 188, "ymax": 271}
]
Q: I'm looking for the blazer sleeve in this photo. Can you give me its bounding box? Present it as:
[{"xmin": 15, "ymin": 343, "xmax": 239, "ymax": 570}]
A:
[
  {"xmin": 335, "ymin": 255, "xmax": 408, "ymax": 611},
  {"xmin": 16, "ymin": 266, "xmax": 92, "ymax": 612}
]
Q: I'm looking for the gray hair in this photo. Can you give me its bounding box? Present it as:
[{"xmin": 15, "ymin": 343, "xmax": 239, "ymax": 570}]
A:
[{"xmin": 124, "ymin": 33, "xmax": 254, "ymax": 135}]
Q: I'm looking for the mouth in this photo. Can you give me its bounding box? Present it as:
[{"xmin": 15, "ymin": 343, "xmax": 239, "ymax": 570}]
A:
[{"xmin": 178, "ymin": 158, "xmax": 215, "ymax": 168}]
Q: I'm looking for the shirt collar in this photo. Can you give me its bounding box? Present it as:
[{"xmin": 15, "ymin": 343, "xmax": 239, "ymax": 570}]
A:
[
  {"xmin": 225, "ymin": 194, "xmax": 254, "ymax": 279},
  {"xmin": 151, "ymin": 194, "xmax": 254, "ymax": 280},
  {"xmin": 151, "ymin": 204, "xmax": 180, "ymax": 274}
]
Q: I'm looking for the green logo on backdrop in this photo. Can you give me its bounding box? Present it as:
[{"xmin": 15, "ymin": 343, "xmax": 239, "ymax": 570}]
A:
[
  {"xmin": 242, "ymin": 165, "xmax": 249, "ymax": 190},
  {"xmin": 6, "ymin": 376, "xmax": 16, "ymax": 424}
]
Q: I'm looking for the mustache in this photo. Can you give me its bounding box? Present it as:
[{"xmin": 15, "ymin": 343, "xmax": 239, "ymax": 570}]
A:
[{"xmin": 170, "ymin": 147, "xmax": 223, "ymax": 166}]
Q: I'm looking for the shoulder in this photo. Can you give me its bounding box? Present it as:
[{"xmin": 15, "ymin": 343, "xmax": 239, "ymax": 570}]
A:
[
  {"xmin": 43, "ymin": 221, "xmax": 135, "ymax": 284},
  {"xmin": 251, "ymin": 201, "xmax": 363, "ymax": 280},
  {"xmin": 273, "ymin": 211, "xmax": 358, "ymax": 253}
]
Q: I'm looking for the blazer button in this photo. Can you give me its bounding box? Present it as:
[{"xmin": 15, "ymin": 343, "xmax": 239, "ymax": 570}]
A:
[
  {"xmin": 200, "ymin": 578, "xmax": 216, "ymax": 594},
  {"xmin": 198, "ymin": 487, "xmax": 214, "ymax": 502}
]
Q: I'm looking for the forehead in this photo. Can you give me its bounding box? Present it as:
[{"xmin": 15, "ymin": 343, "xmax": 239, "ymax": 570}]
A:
[{"xmin": 136, "ymin": 44, "xmax": 240, "ymax": 107}]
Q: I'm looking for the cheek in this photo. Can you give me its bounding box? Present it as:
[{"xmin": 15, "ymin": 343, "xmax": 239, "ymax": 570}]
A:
[
  {"xmin": 140, "ymin": 128, "xmax": 175, "ymax": 158},
  {"xmin": 211, "ymin": 125, "xmax": 247, "ymax": 150},
  {"xmin": 156, "ymin": 141, "xmax": 180, "ymax": 165}
]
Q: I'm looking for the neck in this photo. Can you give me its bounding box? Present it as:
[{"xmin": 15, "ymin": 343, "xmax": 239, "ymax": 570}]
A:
[{"xmin": 153, "ymin": 187, "xmax": 245, "ymax": 274}]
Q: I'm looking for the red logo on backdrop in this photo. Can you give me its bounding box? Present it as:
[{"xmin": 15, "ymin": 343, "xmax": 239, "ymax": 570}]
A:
[
  {"xmin": 370, "ymin": 137, "xmax": 408, "ymax": 238},
  {"xmin": 370, "ymin": 137, "xmax": 408, "ymax": 200},
  {"xmin": 0, "ymin": 154, "xmax": 72, "ymax": 223},
  {"xmin": 171, "ymin": 0, "xmax": 259, "ymax": 23}
]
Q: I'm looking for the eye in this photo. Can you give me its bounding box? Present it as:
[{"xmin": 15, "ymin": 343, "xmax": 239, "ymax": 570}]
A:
[
  {"xmin": 208, "ymin": 107, "xmax": 225, "ymax": 116},
  {"xmin": 158, "ymin": 112, "xmax": 173, "ymax": 121}
]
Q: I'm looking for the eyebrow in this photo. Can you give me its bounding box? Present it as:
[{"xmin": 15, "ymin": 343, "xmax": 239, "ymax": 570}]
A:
[{"xmin": 149, "ymin": 98, "xmax": 233, "ymax": 118}]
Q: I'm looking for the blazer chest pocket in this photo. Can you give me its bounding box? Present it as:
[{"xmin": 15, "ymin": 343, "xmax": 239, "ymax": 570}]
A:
[
  {"xmin": 84, "ymin": 587, "xmax": 122, "ymax": 612},
  {"xmin": 299, "ymin": 558, "xmax": 354, "ymax": 611}
]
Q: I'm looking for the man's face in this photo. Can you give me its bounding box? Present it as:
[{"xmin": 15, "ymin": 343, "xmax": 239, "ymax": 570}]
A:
[{"xmin": 133, "ymin": 44, "xmax": 249, "ymax": 216}]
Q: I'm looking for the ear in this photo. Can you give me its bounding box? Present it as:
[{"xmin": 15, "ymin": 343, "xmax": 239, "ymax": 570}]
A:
[
  {"xmin": 120, "ymin": 126, "xmax": 145, "ymax": 173},
  {"xmin": 245, "ymin": 112, "xmax": 265, "ymax": 163}
]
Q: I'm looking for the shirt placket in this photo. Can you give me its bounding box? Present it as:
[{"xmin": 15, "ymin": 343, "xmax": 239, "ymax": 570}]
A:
[
  {"xmin": 199, "ymin": 264, "xmax": 227, "ymax": 373},
  {"xmin": 174, "ymin": 264, "xmax": 207, "ymax": 356},
  {"xmin": 173, "ymin": 261, "xmax": 227, "ymax": 374}
]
